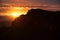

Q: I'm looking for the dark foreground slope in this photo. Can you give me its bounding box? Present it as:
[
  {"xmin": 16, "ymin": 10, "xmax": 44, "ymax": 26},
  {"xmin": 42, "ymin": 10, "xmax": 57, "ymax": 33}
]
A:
[{"xmin": 1, "ymin": 9, "xmax": 60, "ymax": 40}]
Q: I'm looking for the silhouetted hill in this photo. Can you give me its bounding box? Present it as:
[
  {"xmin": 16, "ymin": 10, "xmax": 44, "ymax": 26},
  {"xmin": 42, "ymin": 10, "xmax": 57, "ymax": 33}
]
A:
[{"xmin": 2, "ymin": 9, "xmax": 60, "ymax": 40}]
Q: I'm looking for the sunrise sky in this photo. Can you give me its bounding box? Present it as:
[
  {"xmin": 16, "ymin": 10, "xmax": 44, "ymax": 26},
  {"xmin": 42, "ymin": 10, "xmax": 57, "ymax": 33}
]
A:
[{"xmin": 0, "ymin": 0, "xmax": 60, "ymax": 18}]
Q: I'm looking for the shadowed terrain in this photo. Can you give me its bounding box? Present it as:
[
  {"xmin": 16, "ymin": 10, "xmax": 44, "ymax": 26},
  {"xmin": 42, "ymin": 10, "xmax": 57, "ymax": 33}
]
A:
[{"xmin": 0, "ymin": 9, "xmax": 60, "ymax": 40}]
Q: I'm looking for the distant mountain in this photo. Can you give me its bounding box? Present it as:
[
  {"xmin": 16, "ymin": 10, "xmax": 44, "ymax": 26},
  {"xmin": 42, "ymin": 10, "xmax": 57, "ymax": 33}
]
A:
[
  {"xmin": 0, "ymin": 16, "xmax": 13, "ymax": 22},
  {"xmin": 0, "ymin": 16, "xmax": 13, "ymax": 28}
]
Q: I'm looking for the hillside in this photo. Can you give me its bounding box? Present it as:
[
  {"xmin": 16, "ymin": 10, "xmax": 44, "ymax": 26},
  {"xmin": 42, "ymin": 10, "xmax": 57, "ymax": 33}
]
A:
[{"xmin": 0, "ymin": 9, "xmax": 60, "ymax": 40}]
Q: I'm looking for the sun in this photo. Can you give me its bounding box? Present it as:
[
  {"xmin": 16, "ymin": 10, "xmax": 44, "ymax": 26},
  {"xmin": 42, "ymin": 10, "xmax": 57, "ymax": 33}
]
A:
[
  {"xmin": 12, "ymin": 13, "xmax": 18, "ymax": 17},
  {"xmin": 6, "ymin": 12, "xmax": 22, "ymax": 19},
  {"xmin": 11, "ymin": 12, "xmax": 21, "ymax": 18}
]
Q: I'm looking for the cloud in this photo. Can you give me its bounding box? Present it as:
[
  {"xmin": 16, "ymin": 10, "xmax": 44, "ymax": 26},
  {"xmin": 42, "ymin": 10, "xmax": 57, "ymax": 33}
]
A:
[
  {"xmin": 0, "ymin": 0, "xmax": 60, "ymax": 6},
  {"xmin": 0, "ymin": 4, "xmax": 11, "ymax": 7},
  {"xmin": 0, "ymin": 0, "xmax": 60, "ymax": 11},
  {"xmin": 0, "ymin": 7, "xmax": 10, "ymax": 13}
]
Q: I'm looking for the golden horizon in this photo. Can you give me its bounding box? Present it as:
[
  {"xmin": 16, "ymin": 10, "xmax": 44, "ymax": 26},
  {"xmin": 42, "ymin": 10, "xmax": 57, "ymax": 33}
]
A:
[{"xmin": 0, "ymin": 7, "xmax": 29, "ymax": 20}]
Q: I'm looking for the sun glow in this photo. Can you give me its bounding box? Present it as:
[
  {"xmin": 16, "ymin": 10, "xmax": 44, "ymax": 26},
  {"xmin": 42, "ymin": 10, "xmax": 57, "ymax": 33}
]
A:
[
  {"xmin": 8, "ymin": 12, "xmax": 22, "ymax": 18},
  {"xmin": 6, "ymin": 13, "xmax": 21, "ymax": 18},
  {"xmin": 5, "ymin": 7, "xmax": 29, "ymax": 19},
  {"xmin": 12, "ymin": 13, "xmax": 20, "ymax": 17}
]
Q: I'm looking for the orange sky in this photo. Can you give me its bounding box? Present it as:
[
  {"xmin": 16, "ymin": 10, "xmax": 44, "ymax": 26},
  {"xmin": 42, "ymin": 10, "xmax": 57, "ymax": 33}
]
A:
[
  {"xmin": 0, "ymin": 0, "xmax": 60, "ymax": 17},
  {"xmin": 0, "ymin": 7, "xmax": 30, "ymax": 21}
]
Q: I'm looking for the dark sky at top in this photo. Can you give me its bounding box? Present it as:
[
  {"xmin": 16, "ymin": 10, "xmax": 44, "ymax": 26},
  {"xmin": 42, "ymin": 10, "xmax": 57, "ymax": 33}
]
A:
[
  {"xmin": 0, "ymin": 0, "xmax": 60, "ymax": 6},
  {"xmin": 0, "ymin": 0, "xmax": 60, "ymax": 11}
]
